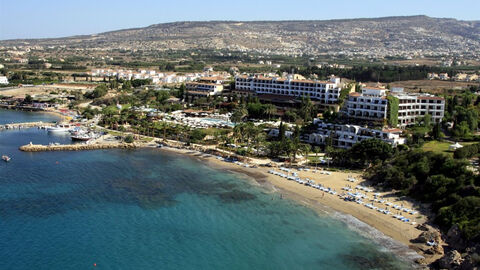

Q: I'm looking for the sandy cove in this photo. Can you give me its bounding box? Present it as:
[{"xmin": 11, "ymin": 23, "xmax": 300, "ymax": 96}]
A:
[{"xmin": 157, "ymin": 145, "xmax": 444, "ymax": 265}]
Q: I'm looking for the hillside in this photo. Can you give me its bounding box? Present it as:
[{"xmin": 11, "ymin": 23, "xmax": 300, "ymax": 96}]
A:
[{"xmin": 1, "ymin": 16, "xmax": 480, "ymax": 58}]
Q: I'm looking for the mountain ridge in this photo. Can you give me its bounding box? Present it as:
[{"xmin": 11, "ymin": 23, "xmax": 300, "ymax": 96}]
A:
[{"xmin": 2, "ymin": 15, "xmax": 479, "ymax": 58}]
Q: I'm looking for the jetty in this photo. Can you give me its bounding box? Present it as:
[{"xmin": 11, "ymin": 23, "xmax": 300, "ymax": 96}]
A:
[
  {"xmin": 0, "ymin": 121, "xmax": 54, "ymax": 130},
  {"xmin": 19, "ymin": 142, "xmax": 137, "ymax": 152}
]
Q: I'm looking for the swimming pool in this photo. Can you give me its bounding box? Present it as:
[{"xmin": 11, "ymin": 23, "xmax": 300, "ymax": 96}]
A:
[{"xmin": 203, "ymin": 118, "xmax": 235, "ymax": 127}]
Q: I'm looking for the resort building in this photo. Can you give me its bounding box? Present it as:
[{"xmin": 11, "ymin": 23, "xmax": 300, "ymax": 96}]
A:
[
  {"xmin": 306, "ymin": 120, "xmax": 406, "ymax": 148},
  {"xmin": 344, "ymin": 87, "xmax": 445, "ymax": 127},
  {"xmin": 234, "ymin": 74, "xmax": 342, "ymax": 105},
  {"xmin": 186, "ymin": 76, "xmax": 225, "ymax": 98},
  {"xmin": 394, "ymin": 91, "xmax": 445, "ymax": 126},
  {"xmin": 345, "ymin": 87, "xmax": 388, "ymax": 122}
]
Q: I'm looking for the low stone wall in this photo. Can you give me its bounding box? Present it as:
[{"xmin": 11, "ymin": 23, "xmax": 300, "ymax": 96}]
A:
[{"xmin": 19, "ymin": 143, "xmax": 136, "ymax": 152}]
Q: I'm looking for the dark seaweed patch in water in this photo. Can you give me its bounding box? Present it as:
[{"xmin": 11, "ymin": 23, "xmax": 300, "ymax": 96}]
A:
[
  {"xmin": 340, "ymin": 243, "xmax": 406, "ymax": 270},
  {"xmin": 217, "ymin": 189, "xmax": 256, "ymax": 203},
  {"xmin": 293, "ymin": 229, "xmax": 305, "ymax": 234},
  {"xmin": 0, "ymin": 174, "xmax": 252, "ymax": 218},
  {"xmin": 106, "ymin": 178, "xmax": 177, "ymax": 209},
  {"xmin": 0, "ymin": 152, "xmax": 260, "ymax": 218},
  {"xmin": 0, "ymin": 193, "xmax": 84, "ymax": 218}
]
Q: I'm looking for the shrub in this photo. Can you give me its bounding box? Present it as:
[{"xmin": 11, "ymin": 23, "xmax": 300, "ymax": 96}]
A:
[
  {"xmin": 454, "ymin": 143, "xmax": 480, "ymax": 159},
  {"xmin": 124, "ymin": 135, "xmax": 134, "ymax": 143}
]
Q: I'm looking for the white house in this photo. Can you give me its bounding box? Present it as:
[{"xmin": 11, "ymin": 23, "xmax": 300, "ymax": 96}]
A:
[{"xmin": 0, "ymin": 76, "xmax": 9, "ymax": 85}]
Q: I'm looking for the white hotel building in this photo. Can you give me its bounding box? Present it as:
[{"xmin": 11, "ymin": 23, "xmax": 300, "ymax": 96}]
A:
[
  {"xmin": 345, "ymin": 87, "xmax": 388, "ymax": 121},
  {"xmin": 186, "ymin": 77, "xmax": 225, "ymax": 98},
  {"xmin": 306, "ymin": 120, "xmax": 405, "ymax": 148},
  {"xmin": 235, "ymin": 75, "xmax": 342, "ymax": 104},
  {"xmin": 345, "ymin": 87, "xmax": 445, "ymax": 127}
]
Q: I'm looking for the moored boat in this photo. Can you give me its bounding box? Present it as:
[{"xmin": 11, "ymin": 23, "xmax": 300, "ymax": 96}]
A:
[
  {"xmin": 2, "ymin": 155, "xmax": 11, "ymax": 162},
  {"xmin": 71, "ymin": 134, "xmax": 93, "ymax": 141},
  {"xmin": 47, "ymin": 124, "xmax": 73, "ymax": 133}
]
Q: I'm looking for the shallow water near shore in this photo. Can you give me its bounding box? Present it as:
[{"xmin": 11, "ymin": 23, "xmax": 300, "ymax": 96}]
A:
[
  {"xmin": 0, "ymin": 110, "xmax": 413, "ymax": 269},
  {"xmin": 0, "ymin": 108, "xmax": 61, "ymax": 125}
]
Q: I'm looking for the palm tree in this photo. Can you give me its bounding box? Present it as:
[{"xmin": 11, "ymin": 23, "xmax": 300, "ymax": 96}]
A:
[
  {"xmin": 212, "ymin": 96, "xmax": 223, "ymax": 113},
  {"xmin": 244, "ymin": 122, "xmax": 258, "ymax": 155},
  {"xmin": 283, "ymin": 139, "xmax": 295, "ymax": 164},
  {"xmin": 300, "ymin": 143, "xmax": 312, "ymax": 165},
  {"xmin": 173, "ymin": 125, "xmax": 182, "ymax": 142},
  {"xmin": 231, "ymin": 105, "xmax": 248, "ymax": 123},
  {"xmin": 313, "ymin": 146, "xmax": 321, "ymax": 169},
  {"xmin": 300, "ymin": 97, "xmax": 314, "ymax": 123},
  {"xmin": 290, "ymin": 137, "xmax": 302, "ymax": 163},
  {"xmin": 155, "ymin": 121, "xmax": 169, "ymax": 141},
  {"xmin": 264, "ymin": 104, "xmax": 277, "ymax": 121},
  {"xmin": 253, "ymin": 129, "xmax": 266, "ymax": 156},
  {"xmin": 233, "ymin": 123, "xmax": 246, "ymax": 144}
]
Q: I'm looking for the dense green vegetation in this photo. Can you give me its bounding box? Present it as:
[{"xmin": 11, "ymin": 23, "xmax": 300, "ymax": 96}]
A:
[
  {"xmin": 280, "ymin": 64, "xmax": 477, "ymax": 83},
  {"xmin": 387, "ymin": 96, "xmax": 399, "ymax": 127},
  {"xmin": 454, "ymin": 143, "xmax": 480, "ymax": 159},
  {"xmin": 444, "ymin": 89, "xmax": 480, "ymax": 139},
  {"xmin": 84, "ymin": 84, "xmax": 108, "ymax": 99},
  {"xmin": 327, "ymin": 138, "xmax": 394, "ymax": 168},
  {"xmin": 265, "ymin": 124, "xmax": 311, "ymax": 162},
  {"xmin": 366, "ymin": 149, "xmax": 480, "ymax": 241}
]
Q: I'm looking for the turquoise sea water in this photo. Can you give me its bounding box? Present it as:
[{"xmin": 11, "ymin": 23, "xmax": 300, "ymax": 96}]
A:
[{"xmin": 0, "ymin": 110, "xmax": 413, "ymax": 270}]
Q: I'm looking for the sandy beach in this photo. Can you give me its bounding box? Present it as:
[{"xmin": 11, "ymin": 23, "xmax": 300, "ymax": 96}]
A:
[{"xmin": 157, "ymin": 145, "xmax": 443, "ymax": 264}]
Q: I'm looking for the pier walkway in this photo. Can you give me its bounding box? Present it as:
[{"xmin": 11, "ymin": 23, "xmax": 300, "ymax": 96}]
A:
[
  {"xmin": 19, "ymin": 142, "xmax": 137, "ymax": 152},
  {"xmin": 0, "ymin": 121, "xmax": 54, "ymax": 130}
]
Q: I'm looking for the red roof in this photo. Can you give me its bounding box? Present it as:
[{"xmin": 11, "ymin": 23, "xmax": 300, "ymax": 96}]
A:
[
  {"xmin": 363, "ymin": 87, "xmax": 386, "ymax": 90},
  {"xmin": 417, "ymin": 96, "xmax": 444, "ymax": 100}
]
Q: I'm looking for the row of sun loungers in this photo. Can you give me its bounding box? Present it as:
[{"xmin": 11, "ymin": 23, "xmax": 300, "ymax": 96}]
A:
[
  {"xmin": 268, "ymin": 170, "xmax": 337, "ymax": 195},
  {"xmin": 341, "ymin": 182, "xmax": 419, "ymax": 225}
]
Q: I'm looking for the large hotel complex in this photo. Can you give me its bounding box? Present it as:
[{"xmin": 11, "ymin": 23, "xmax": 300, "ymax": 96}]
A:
[
  {"xmin": 233, "ymin": 74, "xmax": 446, "ymax": 148},
  {"xmin": 345, "ymin": 87, "xmax": 445, "ymax": 127},
  {"xmin": 234, "ymin": 74, "xmax": 342, "ymax": 104}
]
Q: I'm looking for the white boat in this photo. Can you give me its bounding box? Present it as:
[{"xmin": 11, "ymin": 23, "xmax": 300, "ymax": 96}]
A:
[
  {"xmin": 2, "ymin": 155, "xmax": 11, "ymax": 162},
  {"xmin": 71, "ymin": 133, "xmax": 94, "ymax": 141},
  {"xmin": 47, "ymin": 124, "xmax": 73, "ymax": 133}
]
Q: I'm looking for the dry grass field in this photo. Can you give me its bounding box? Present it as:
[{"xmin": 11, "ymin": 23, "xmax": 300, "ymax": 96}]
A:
[{"xmin": 389, "ymin": 79, "xmax": 479, "ymax": 94}]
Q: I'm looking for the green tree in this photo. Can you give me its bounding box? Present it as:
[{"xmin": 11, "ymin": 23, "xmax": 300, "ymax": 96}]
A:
[
  {"xmin": 264, "ymin": 104, "xmax": 277, "ymax": 120},
  {"xmin": 122, "ymin": 80, "xmax": 132, "ymax": 91},
  {"xmin": 124, "ymin": 134, "xmax": 134, "ymax": 143},
  {"xmin": 313, "ymin": 146, "xmax": 321, "ymax": 169},
  {"xmin": 24, "ymin": 94, "xmax": 33, "ymax": 103},
  {"xmin": 231, "ymin": 105, "xmax": 248, "ymax": 123},
  {"xmin": 278, "ymin": 121, "xmax": 286, "ymax": 141},
  {"xmin": 299, "ymin": 97, "xmax": 314, "ymax": 122},
  {"xmin": 86, "ymin": 84, "xmax": 108, "ymax": 99},
  {"xmin": 178, "ymin": 83, "xmax": 186, "ymax": 99},
  {"xmin": 431, "ymin": 122, "xmax": 442, "ymax": 140},
  {"xmin": 109, "ymin": 80, "xmax": 119, "ymax": 89}
]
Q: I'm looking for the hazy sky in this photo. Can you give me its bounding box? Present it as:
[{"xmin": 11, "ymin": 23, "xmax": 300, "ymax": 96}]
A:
[{"xmin": 0, "ymin": 0, "xmax": 478, "ymax": 40}]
